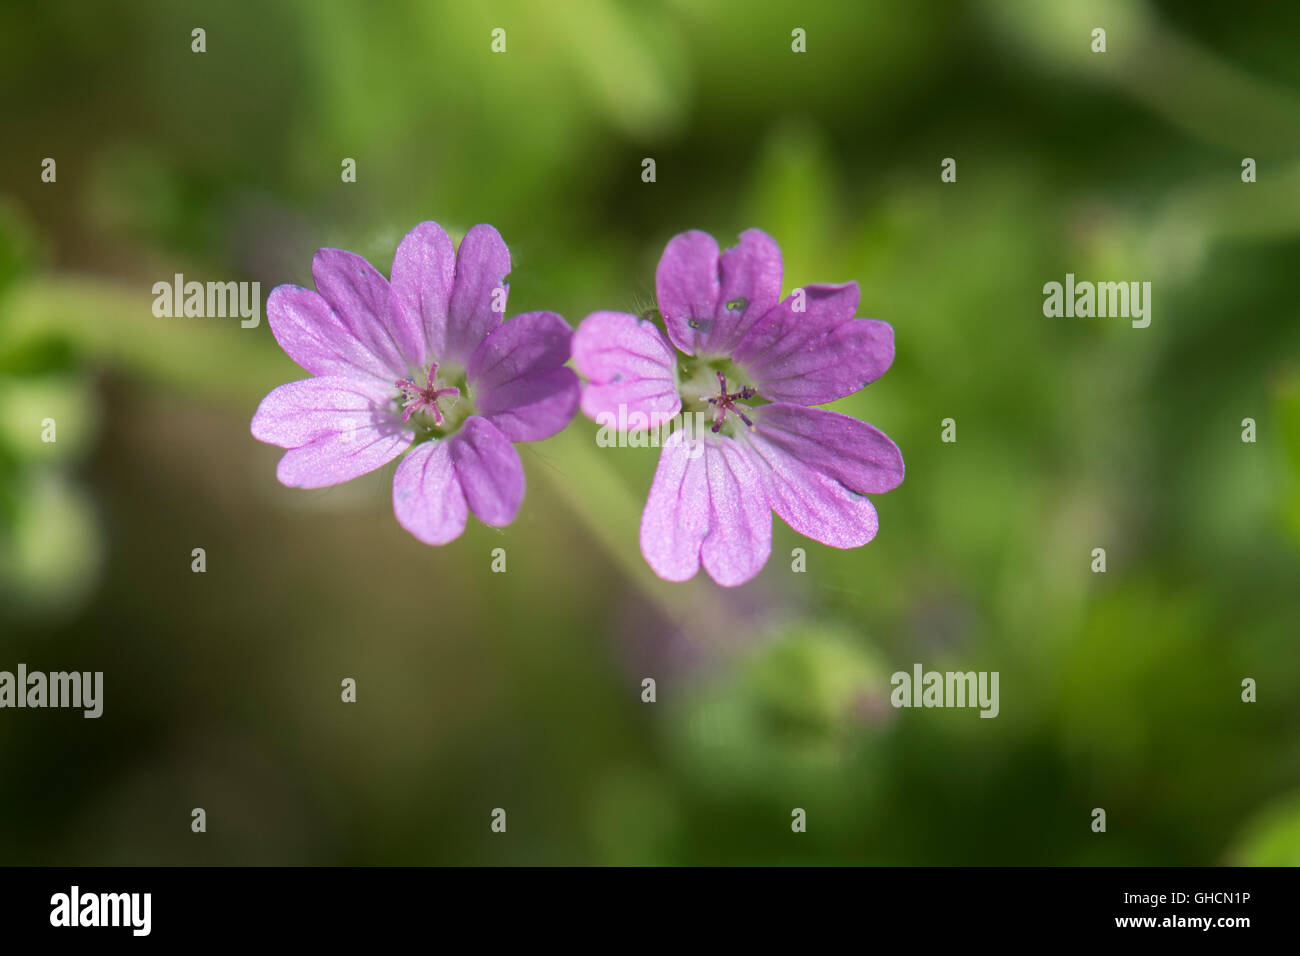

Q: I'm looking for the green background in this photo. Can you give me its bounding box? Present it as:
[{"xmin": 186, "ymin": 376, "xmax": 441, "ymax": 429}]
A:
[{"xmin": 2, "ymin": 0, "xmax": 1298, "ymax": 864}]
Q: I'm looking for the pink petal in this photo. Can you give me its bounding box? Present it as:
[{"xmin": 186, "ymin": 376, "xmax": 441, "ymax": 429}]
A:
[
  {"xmin": 713, "ymin": 228, "xmax": 783, "ymax": 353},
  {"xmin": 450, "ymin": 415, "xmax": 524, "ymax": 527},
  {"xmin": 266, "ymin": 285, "xmax": 397, "ymax": 388},
  {"xmin": 655, "ymin": 231, "xmax": 718, "ymax": 357},
  {"xmin": 749, "ymin": 434, "xmax": 880, "ymax": 548},
  {"xmin": 639, "ymin": 431, "xmax": 771, "ymax": 587},
  {"xmin": 740, "ymin": 404, "xmax": 902, "ymax": 549},
  {"xmin": 699, "ymin": 437, "xmax": 772, "ymax": 586},
  {"xmin": 274, "ymin": 425, "xmax": 411, "ymax": 489},
  {"xmin": 251, "ymin": 376, "xmax": 399, "ymax": 449},
  {"xmin": 445, "ymin": 224, "xmax": 511, "ymax": 366},
  {"xmin": 390, "ymin": 221, "xmax": 456, "ymax": 367},
  {"xmin": 751, "ymin": 403, "xmax": 904, "ymax": 494},
  {"xmin": 641, "ymin": 431, "xmax": 710, "ymax": 582},
  {"xmin": 469, "ymin": 311, "xmax": 572, "ymax": 391},
  {"xmin": 468, "ymin": 311, "xmax": 579, "ymax": 441},
  {"xmin": 312, "ymin": 248, "xmax": 422, "ymax": 378},
  {"xmin": 392, "ymin": 439, "xmax": 469, "ymax": 545},
  {"xmin": 571, "ymin": 311, "xmax": 681, "ymax": 429},
  {"xmin": 655, "ymin": 229, "xmax": 783, "ymax": 358},
  {"xmin": 733, "ymin": 283, "xmax": 894, "ymax": 405},
  {"xmin": 476, "ymin": 367, "xmax": 580, "ymax": 442}
]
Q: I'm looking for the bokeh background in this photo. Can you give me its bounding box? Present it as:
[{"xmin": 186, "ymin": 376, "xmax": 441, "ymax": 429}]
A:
[{"xmin": 2, "ymin": 0, "xmax": 1299, "ymax": 865}]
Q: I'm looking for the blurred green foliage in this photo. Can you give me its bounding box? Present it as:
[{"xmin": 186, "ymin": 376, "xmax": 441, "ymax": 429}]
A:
[{"xmin": 0, "ymin": 0, "xmax": 1298, "ymax": 864}]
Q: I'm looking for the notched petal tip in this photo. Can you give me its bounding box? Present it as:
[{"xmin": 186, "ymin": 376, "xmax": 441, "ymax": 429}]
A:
[
  {"xmin": 450, "ymin": 416, "xmax": 525, "ymax": 527},
  {"xmin": 639, "ymin": 432, "xmax": 771, "ymax": 588},
  {"xmin": 572, "ymin": 310, "xmax": 681, "ymax": 427},
  {"xmin": 392, "ymin": 439, "xmax": 469, "ymax": 546},
  {"xmin": 445, "ymin": 224, "xmax": 514, "ymax": 364}
]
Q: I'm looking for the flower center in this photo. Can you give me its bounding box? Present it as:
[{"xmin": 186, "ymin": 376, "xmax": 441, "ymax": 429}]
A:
[
  {"xmin": 703, "ymin": 370, "xmax": 756, "ymax": 433},
  {"xmin": 395, "ymin": 363, "xmax": 461, "ymax": 426}
]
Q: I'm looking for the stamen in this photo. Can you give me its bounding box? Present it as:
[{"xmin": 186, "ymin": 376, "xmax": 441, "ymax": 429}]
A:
[
  {"xmin": 395, "ymin": 362, "xmax": 460, "ymax": 425},
  {"xmin": 703, "ymin": 370, "xmax": 757, "ymax": 433}
]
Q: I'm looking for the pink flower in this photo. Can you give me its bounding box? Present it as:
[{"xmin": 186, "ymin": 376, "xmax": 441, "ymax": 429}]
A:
[
  {"xmin": 252, "ymin": 222, "xmax": 579, "ymax": 544},
  {"xmin": 573, "ymin": 229, "xmax": 903, "ymax": 587}
]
